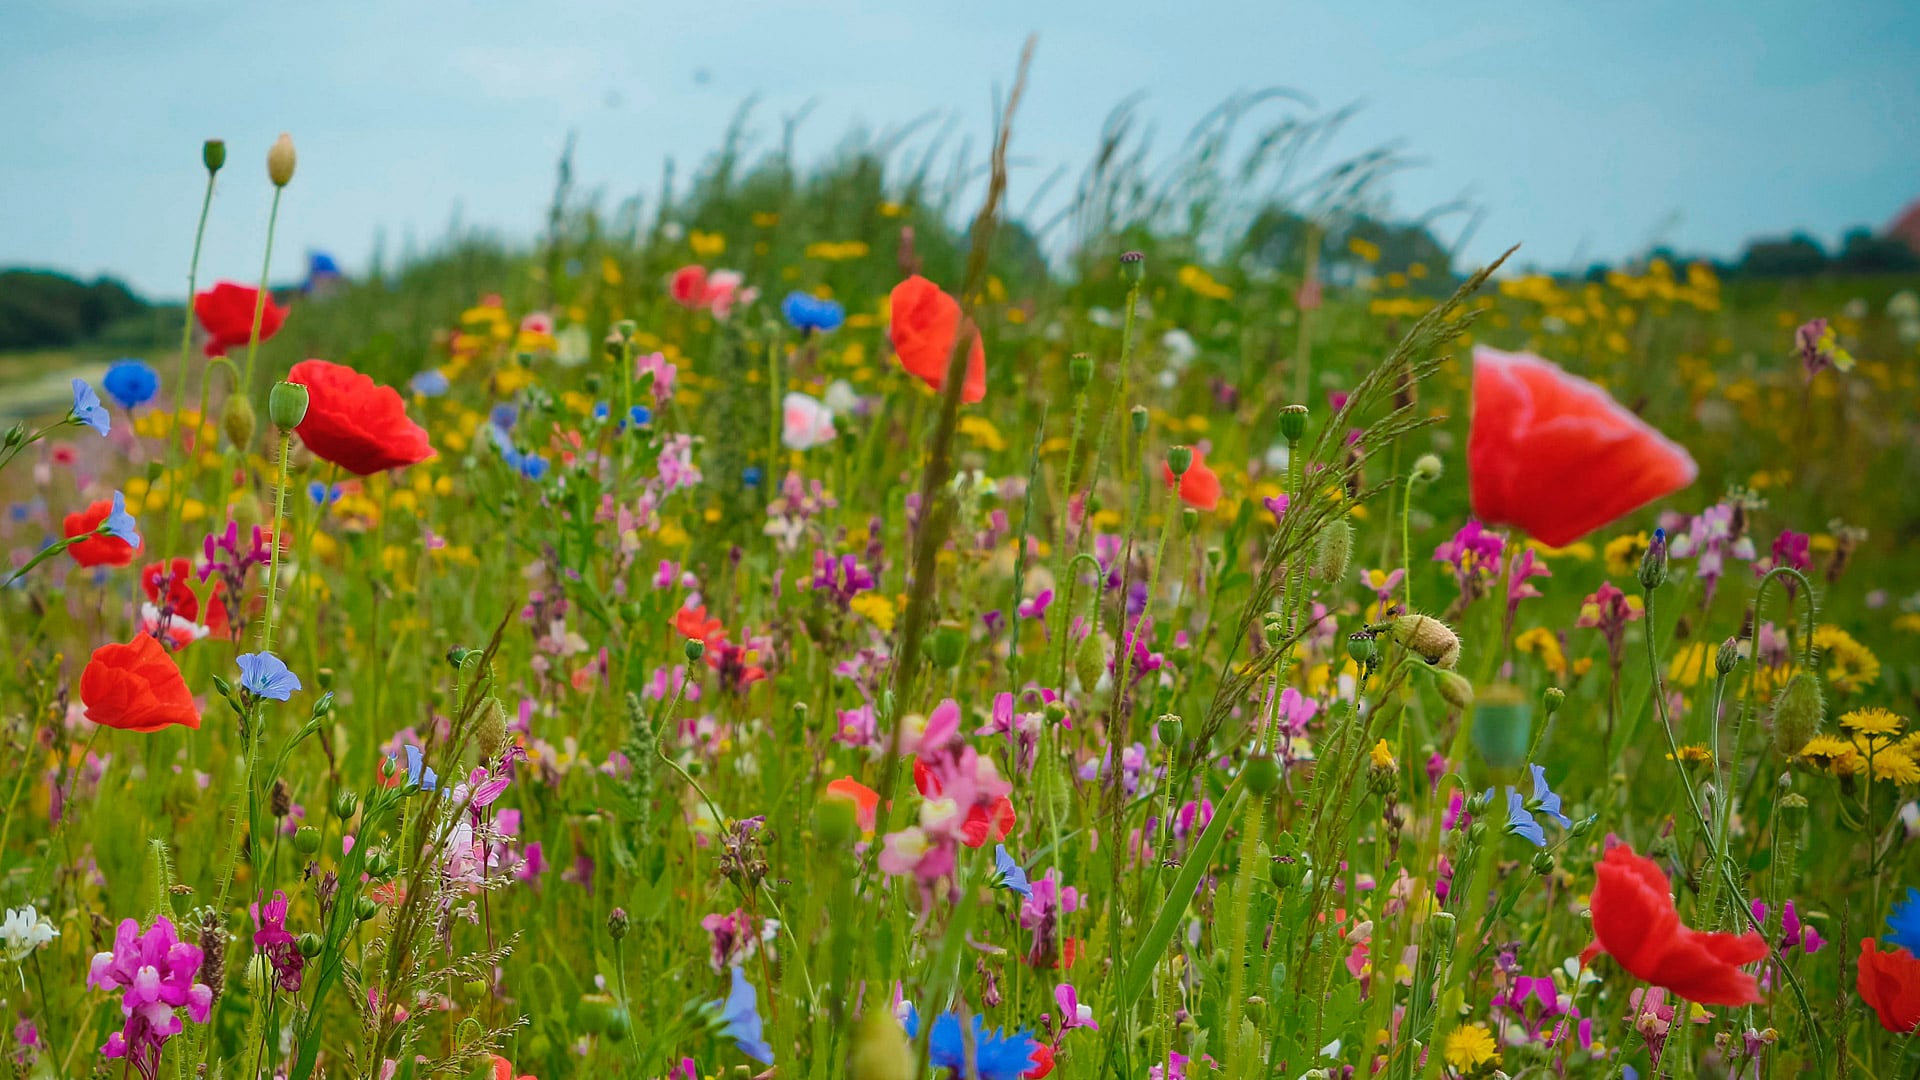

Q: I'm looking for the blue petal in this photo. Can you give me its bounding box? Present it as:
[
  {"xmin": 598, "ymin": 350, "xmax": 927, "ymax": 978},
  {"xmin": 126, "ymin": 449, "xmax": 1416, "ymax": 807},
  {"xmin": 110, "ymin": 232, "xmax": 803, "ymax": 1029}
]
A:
[
  {"xmin": 104, "ymin": 492, "xmax": 140, "ymax": 547},
  {"xmin": 994, "ymin": 844, "xmax": 1032, "ymax": 899},
  {"xmin": 102, "ymin": 361, "xmax": 160, "ymax": 409},
  {"xmin": 713, "ymin": 966, "xmax": 773, "ymax": 1064},
  {"xmin": 70, "ymin": 379, "xmax": 110, "ymax": 436},
  {"xmin": 1530, "ymin": 763, "xmax": 1572, "ymax": 828},
  {"xmin": 1506, "ymin": 788, "xmax": 1546, "ymax": 847},
  {"xmin": 1889, "ymin": 889, "xmax": 1920, "ymax": 954}
]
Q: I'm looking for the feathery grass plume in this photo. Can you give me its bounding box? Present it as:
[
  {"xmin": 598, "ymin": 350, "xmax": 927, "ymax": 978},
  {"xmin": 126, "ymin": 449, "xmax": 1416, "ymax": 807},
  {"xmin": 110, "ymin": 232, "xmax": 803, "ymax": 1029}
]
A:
[{"xmin": 619, "ymin": 691, "xmax": 658, "ymax": 840}]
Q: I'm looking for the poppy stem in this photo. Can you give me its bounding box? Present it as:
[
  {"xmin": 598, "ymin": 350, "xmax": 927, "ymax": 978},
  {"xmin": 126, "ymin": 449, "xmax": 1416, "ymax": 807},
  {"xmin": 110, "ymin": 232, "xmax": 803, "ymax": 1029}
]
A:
[
  {"xmin": 241, "ymin": 187, "xmax": 285, "ymax": 398},
  {"xmin": 259, "ymin": 432, "xmax": 293, "ymax": 654}
]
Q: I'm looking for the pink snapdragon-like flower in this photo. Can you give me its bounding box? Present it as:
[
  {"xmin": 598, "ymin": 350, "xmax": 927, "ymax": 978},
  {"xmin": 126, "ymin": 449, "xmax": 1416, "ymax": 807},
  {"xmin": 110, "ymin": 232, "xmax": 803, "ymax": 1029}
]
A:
[{"xmin": 86, "ymin": 917, "xmax": 213, "ymax": 1080}]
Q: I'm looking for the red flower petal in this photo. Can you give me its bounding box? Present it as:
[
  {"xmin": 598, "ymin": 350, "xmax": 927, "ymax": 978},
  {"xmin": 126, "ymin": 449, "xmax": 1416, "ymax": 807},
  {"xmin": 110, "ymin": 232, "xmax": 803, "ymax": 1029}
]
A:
[
  {"xmin": 1859, "ymin": 939, "xmax": 1920, "ymax": 1033},
  {"xmin": 78, "ymin": 634, "xmax": 200, "ymax": 733},
  {"xmin": 1588, "ymin": 844, "xmax": 1763, "ymax": 1006},
  {"xmin": 193, "ymin": 282, "xmax": 287, "ymax": 358},
  {"xmin": 889, "ymin": 276, "xmax": 986, "ymax": 403},
  {"xmin": 1162, "ymin": 450, "xmax": 1222, "ymax": 511},
  {"xmin": 63, "ymin": 500, "xmax": 140, "ymax": 568},
  {"xmin": 1467, "ymin": 347, "xmax": 1696, "ymax": 547},
  {"xmin": 288, "ymin": 359, "xmax": 434, "ymax": 476}
]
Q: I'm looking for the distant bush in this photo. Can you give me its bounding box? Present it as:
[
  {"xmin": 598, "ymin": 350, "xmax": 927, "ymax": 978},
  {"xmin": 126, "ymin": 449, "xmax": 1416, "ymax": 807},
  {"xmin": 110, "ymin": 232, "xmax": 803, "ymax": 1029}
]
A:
[{"xmin": 0, "ymin": 269, "xmax": 153, "ymax": 351}]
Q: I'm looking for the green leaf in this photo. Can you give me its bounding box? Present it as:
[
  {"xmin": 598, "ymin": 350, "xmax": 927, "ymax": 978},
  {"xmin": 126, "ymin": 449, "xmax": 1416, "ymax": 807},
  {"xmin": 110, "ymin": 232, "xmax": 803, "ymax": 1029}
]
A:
[{"xmin": 1118, "ymin": 776, "xmax": 1246, "ymax": 1012}]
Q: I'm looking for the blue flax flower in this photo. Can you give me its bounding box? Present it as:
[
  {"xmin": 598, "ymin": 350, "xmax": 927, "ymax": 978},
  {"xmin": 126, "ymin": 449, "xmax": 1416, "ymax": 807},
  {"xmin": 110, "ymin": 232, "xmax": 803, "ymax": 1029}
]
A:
[
  {"xmin": 103, "ymin": 492, "xmax": 140, "ymax": 547},
  {"xmin": 1888, "ymin": 888, "xmax": 1920, "ymax": 954},
  {"xmin": 709, "ymin": 965, "xmax": 774, "ymax": 1064},
  {"xmin": 102, "ymin": 360, "xmax": 160, "ymax": 410},
  {"xmin": 781, "ymin": 291, "xmax": 845, "ymax": 334},
  {"xmin": 1530, "ymin": 763, "xmax": 1572, "ymax": 828},
  {"xmin": 402, "ymin": 744, "xmax": 438, "ymax": 791},
  {"xmin": 904, "ymin": 1010, "xmax": 1037, "ymax": 1080},
  {"xmin": 409, "ymin": 369, "xmax": 450, "ymax": 397},
  {"xmin": 236, "ymin": 652, "xmax": 302, "ymax": 701},
  {"xmin": 994, "ymin": 844, "xmax": 1032, "ymax": 899},
  {"xmin": 70, "ymin": 379, "xmax": 110, "ymax": 436},
  {"xmin": 1504, "ymin": 789, "xmax": 1547, "ymax": 847}
]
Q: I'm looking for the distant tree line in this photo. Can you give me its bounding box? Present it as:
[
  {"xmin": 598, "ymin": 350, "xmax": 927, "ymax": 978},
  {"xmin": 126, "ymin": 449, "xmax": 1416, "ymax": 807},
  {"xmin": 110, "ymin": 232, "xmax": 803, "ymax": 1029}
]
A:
[
  {"xmin": 0, "ymin": 269, "xmax": 162, "ymax": 352},
  {"xmin": 1589, "ymin": 226, "xmax": 1919, "ymax": 283}
]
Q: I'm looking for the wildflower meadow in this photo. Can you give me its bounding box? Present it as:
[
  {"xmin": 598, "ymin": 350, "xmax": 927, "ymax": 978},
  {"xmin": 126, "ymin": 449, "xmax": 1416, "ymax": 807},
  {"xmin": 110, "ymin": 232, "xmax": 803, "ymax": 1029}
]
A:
[{"xmin": 9, "ymin": 45, "xmax": 1920, "ymax": 1080}]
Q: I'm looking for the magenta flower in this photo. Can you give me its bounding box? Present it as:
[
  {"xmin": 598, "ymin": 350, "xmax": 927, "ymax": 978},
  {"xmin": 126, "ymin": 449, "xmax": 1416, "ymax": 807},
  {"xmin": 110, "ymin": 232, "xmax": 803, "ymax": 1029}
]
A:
[
  {"xmin": 86, "ymin": 917, "xmax": 213, "ymax": 1080},
  {"xmin": 250, "ymin": 891, "xmax": 304, "ymax": 991},
  {"xmin": 1054, "ymin": 982, "xmax": 1099, "ymax": 1031},
  {"xmin": 1433, "ymin": 519, "xmax": 1506, "ymax": 608}
]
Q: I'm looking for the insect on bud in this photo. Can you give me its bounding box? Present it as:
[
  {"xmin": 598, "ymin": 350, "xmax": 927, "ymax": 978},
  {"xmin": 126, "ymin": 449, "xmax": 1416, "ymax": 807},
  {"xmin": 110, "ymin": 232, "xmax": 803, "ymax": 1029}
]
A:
[
  {"xmin": 267, "ymin": 133, "xmax": 297, "ymax": 187},
  {"xmin": 1278, "ymin": 403, "xmax": 1309, "ymax": 444},
  {"xmin": 203, "ymin": 139, "xmax": 226, "ymax": 173},
  {"xmin": 268, "ymin": 380, "xmax": 309, "ymax": 432}
]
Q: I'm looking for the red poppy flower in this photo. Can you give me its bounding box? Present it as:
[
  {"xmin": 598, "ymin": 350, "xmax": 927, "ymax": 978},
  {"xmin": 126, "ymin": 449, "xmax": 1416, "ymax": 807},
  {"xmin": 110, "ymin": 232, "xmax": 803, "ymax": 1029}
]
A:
[
  {"xmin": 63, "ymin": 500, "xmax": 140, "ymax": 567},
  {"xmin": 1021, "ymin": 1043, "xmax": 1055, "ymax": 1080},
  {"xmin": 78, "ymin": 633, "xmax": 200, "ymax": 733},
  {"xmin": 287, "ymin": 359, "xmax": 434, "ymax": 476},
  {"xmin": 960, "ymin": 795, "xmax": 1016, "ymax": 848},
  {"xmin": 670, "ymin": 265, "xmax": 709, "ymax": 308},
  {"xmin": 1859, "ymin": 938, "xmax": 1920, "ymax": 1033},
  {"xmin": 142, "ymin": 558, "xmax": 229, "ymax": 635},
  {"xmin": 1467, "ymin": 346, "xmax": 1697, "ymax": 547},
  {"xmin": 889, "ymin": 275, "xmax": 986, "ymax": 404},
  {"xmin": 1162, "ymin": 448, "xmax": 1222, "ymax": 511},
  {"xmin": 825, "ymin": 776, "xmax": 881, "ymax": 834},
  {"xmin": 194, "ymin": 282, "xmax": 287, "ymax": 358},
  {"xmin": 1581, "ymin": 844, "xmax": 1765, "ymax": 1005},
  {"xmin": 673, "ymin": 604, "xmax": 724, "ymax": 644}
]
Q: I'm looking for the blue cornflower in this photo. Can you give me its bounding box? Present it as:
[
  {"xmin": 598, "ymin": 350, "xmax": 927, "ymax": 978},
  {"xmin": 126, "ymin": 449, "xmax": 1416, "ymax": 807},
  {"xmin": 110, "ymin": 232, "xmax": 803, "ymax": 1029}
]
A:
[
  {"xmin": 70, "ymin": 379, "xmax": 110, "ymax": 436},
  {"xmin": 1529, "ymin": 763, "xmax": 1572, "ymax": 828},
  {"xmin": 103, "ymin": 492, "xmax": 140, "ymax": 547},
  {"xmin": 308, "ymin": 481, "xmax": 343, "ymax": 506},
  {"xmin": 781, "ymin": 291, "xmax": 845, "ymax": 334},
  {"xmin": 490, "ymin": 403, "xmax": 519, "ymax": 431},
  {"xmin": 102, "ymin": 360, "xmax": 160, "ymax": 410},
  {"xmin": 236, "ymin": 652, "xmax": 302, "ymax": 701},
  {"xmin": 517, "ymin": 453, "xmax": 550, "ymax": 482},
  {"xmin": 1889, "ymin": 888, "xmax": 1920, "ymax": 954},
  {"xmin": 994, "ymin": 844, "xmax": 1032, "ymax": 899},
  {"xmin": 409, "ymin": 369, "xmax": 450, "ymax": 397},
  {"xmin": 709, "ymin": 965, "xmax": 774, "ymax": 1064},
  {"xmin": 622, "ymin": 405, "xmax": 652, "ymax": 432},
  {"xmin": 743, "ymin": 466, "xmax": 763, "ymax": 488},
  {"xmin": 592, "ymin": 401, "xmax": 611, "ymax": 421},
  {"xmin": 905, "ymin": 1010, "xmax": 1037, "ymax": 1080},
  {"xmin": 402, "ymin": 744, "xmax": 438, "ymax": 791}
]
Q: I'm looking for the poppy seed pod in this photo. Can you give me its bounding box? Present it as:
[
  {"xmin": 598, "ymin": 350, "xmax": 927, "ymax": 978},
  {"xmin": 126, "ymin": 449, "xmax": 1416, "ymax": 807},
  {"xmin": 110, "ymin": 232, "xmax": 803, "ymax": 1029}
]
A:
[
  {"xmin": 221, "ymin": 393, "xmax": 256, "ymax": 450},
  {"xmin": 1130, "ymin": 405, "xmax": 1149, "ymax": 435},
  {"xmin": 683, "ymin": 637, "xmax": 705, "ymax": 662},
  {"xmin": 1313, "ymin": 518, "xmax": 1353, "ymax": 582},
  {"xmin": 1156, "ymin": 713, "xmax": 1183, "ymax": 748},
  {"xmin": 1770, "ymin": 672, "xmax": 1825, "ymax": 757},
  {"xmin": 1471, "ymin": 681, "xmax": 1530, "ymax": 768},
  {"xmin": 1346, "ymin": 632, "xmax": 1378, "ymax": 667},
  {"xmin": 1243, "ymin": 751, "xmax": 1281, "ymax": 795},
  {"xmin": 1166, "ymin": 445, "xmax": 1193, "ymax": 478},
  {"xmin": 267, "ymin": 380, "xmax": 309, "ymax": 432},
  {"xmin": 1392, "ymin": 614, "xmax": 1461, "ymax": 669},
  {"xmin": 203, "ymin": 139, "xmax": 226, "ymax": 173},
  {"xmin": 1070, "ymin": 352, "xmax": 1094, "ymax": 388},
  {"xmin": 267, "ymin": 133, "xmax": 297, "ymax": 187},
  {"xmin": 1278, "ymin": 403, "xmax": 1309, "ymax": 443},
  {"xmin": 1119, "ymin": 250, "xmax": 1145, "ymax": 283}
]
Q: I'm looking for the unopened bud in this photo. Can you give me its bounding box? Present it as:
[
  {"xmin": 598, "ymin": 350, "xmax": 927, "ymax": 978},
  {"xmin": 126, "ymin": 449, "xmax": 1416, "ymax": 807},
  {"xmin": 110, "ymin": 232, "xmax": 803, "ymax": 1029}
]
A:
[
  {"xmin": 1542, "ymin": 686, "xmax": 1565, "ymax": 715},
  {"xmin": 1531, "ymin": 851, "xmax": 1556, "ymax": 876},
  {"xmin": 1392, "ymin": 614, "xmax": 1461, "ymax": 669},
  {"xmin": 268, "ymin": 380, "xmax": 309, "ymax": 431},
  {"xmin": 1714, "ymin": 637, "xmax": 1741, "ymax": 678},
  {"xmin": 1638, "ymin": 527, "xmax": 1670, "ymax": 591},
  {"xmin": 1312, "ymin": 518, "xmax": 1353, "ymax": 582},
  {"xmin": 1411, "ymin": 454, "xmax": 1443, "ymax": 483},
  {"xmin": 221, "ymin": 393, "xmax": 256, "ymax": 450},
  {"xmin": 1243, "ymin": 752, "xmax": 1281, "ymax": 795},
  {"xmin": 331, "ymin": 789, "xmax": 357, "ymax": 820},
  {"xmin": 1073, "ymin": 632, "xmax": 1109, "ymax": 692},
  {"xmin": 1770, "ymin": 672, "xmax": 1824, "ymax": 757},
  {"xmin": 1436, "ymin": 671, "xmax": 1475, "ymax": 710},
  {"xmin": 1278, "ymin": 403, "xmax": 1309, "ymax": 444},
  {"xmin": 1166, "ymin": 445, "xmax": 1193, "ymax": 478},
  {"xmin": 294, "ymin": 825, "xmax": 320, "ymax": 855},
  {"xmin": 1070, "ymin": 353, "xmax": 1094, "ymax": 388},
  {"xmin": 297, "ymin": 932, "xmax": 323, "ymax": 958},
  {"xmin": 607, "ymin": 907, "xmax": 630, "ymax": 941},
  {"xmin": 203, "ymin": 139, "xmax": 227, "ymax": 173},
  {"xmin": 267, "ymin": 133, "xmax": 297, "ymax": 187}
]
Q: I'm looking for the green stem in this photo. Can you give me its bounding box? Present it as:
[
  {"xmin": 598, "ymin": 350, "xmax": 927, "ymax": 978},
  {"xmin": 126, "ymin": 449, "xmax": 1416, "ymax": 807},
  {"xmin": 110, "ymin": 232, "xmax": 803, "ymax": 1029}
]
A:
[
  {"xmin": 241, "ymin": 187, "xmax": 284, "ymax": 396},
  {"xmin": 259, "ymin": 432, "xmax": 293, "ymax": 653}
]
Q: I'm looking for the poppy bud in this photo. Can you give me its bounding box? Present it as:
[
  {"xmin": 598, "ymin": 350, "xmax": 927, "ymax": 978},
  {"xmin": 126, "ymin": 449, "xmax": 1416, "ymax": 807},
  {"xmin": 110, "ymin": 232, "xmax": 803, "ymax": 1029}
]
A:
[
  {"xmin": 1130, "ymin": 405, "xmax": 1149, "ymax": 435},
  {"xmin": 929, "ymin": 622, "xmax": 966, "ymax": 669},
  {"xmin": 684, "ymin": 637, "xmax": 705, "ymax": 663},
  {"xmin": 1166, "ymin": 445, "xmax": 1193, "ymax": 478},
  {"xmin": 1777, "ymin": 792, "xmax": 1808, "ymax": 831},
  {"xmin": 1269, "ymin": 854, "xmax": 1300, "ymax": 889},
  {"xmin": 1070, "ymin": 352, "xmax": 1094, "ymax": 388},
  {"xmin": 267, "ymin": 133, "xmax": 297, "ymax": 187},
  {"xmin": 297, "ymin": 932, "xmax": 323, "ymax": 958},
  {"xmin": 203, "ymin": 139, "xmax": 226, "ymax": 173},
  {"xmin": 1392, "ymin": 614, "xmax": 1461, "ymax": 669},
  {"xmin": 1638, "ymin": 527, "xmax": 1670, "ymax": 591},
  {"xmin": 1243, "ymin": 751, "xmax": 1281, "ymax": 794},
  {"xmin": 1278, "ymin": 403, "xmax": 1309, "ymax": 444},
  {"xmin": 1073, "ymin": 632, "xmax": 1109, "ymax": 692},
  {"xmin": 1436, "ymin": 670, "xmax": 1475, "ymax": 711},
  {"xmin": 1770, "ymin": 672, "xmax": 1824, "ymax": 757},
  {"xmin": 1471, "ymin": 682, "xmax": 1529, "ymax": 769},
  {"xmin": 267, "ymin": 380, "xmax": 308, "ymax": 432},
  {"xmin": 475, "ymin": 697, "xmax": 508, "ymax": 763},
  {"xmin": 1182, "ymin": 507, "xmax": 1199, "ymax": 532},
  {"xmin": 1119, "ymin": 250, "xmax": 1145, "ymax": 284},
  {"xmin": 1312, "ymin": 518, "xmax": 1353, "ymax": 582},
  {"xmin": 332, "ymin": 789, "xmax": 357, "ymax": 820},
  {"xmin": 849, "ymin": 1007, "xmax": 913, "ymax": 1080},
  {"xmin": 607, "ymin": 907, "xmax": 630, "ymax": 941},
  {"xmin": 221, "ymin": 393, "xmax": 256, "ymax": 450},
  {"xmin": 1542, "ymin": 686, "xmax": 1565, "ymax": 716},
  {"xmin": 1715, "ymin": 637, "xmax": 1741, "ymax": 678},
  {"xmin": 1044, "ymin": 700, "xmax": 1069, "ymax": 726},
  {"xmin": 1411, "ymin": 454, "xmax": 1443, "ymax": 483},
  {"xmin": 1157, "ymin": 714, "xmax": 1183, "ymax": 748}
]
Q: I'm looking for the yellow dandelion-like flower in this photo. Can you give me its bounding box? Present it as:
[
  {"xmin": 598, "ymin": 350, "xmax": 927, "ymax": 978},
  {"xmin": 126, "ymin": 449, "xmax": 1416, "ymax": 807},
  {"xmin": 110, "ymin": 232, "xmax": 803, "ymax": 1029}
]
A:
[
  {"xmin": 1799, "ymin": 734, "xmax": 1860, "ymax": 774},
  {"xmin": 849, "ymin": 592, "xmax": 898, "ymax": 634},
  {"xmin": 1176, "ymin": 264, "xmax": 1234, "ymax": 301},
  {"xmin": 1668, "ymin": 642, "xmax": 1714, "ymax": 689},
  {"xmin": 1443, "ymin": 1023, "xmax": 1499, "ymax": 1071},
  {"xmin": 1667, "ymin": 744, "xmax": 1714, "ymax": 766},
  {"xmin": 1370, "ymin": 739, "xmax": 1396, "ymax": 770},
  {"xmin": 1869, "ymin": 748, "xmax": 1920, "ymax": 785},
  {"xmin": 1603, "ymin": 532, "xmax": 1650, "ymax": 577},
  {"xmin": 1514, "ymin": 627, "xmax": 1567, "ymax": 677},
  {"xmin": 1841, "ymin": 707, "xmax": 1905, "ymax": 739},
  {"xmin": 1894, "ymin": 614, "xmax": 1920, "ymax": 634},
  {"xmin": 1814, "ymin": 625, "xmax": 1880, "ymax": 694}
]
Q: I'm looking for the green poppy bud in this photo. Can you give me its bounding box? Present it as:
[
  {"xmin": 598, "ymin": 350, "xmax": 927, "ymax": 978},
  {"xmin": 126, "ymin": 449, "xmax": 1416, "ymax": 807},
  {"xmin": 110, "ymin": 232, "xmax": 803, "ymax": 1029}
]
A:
[
  {"xmin": 267, "ymin": 133, "xmax": 297, "ymax": 187},
  {"xmin": 929, "ymin": 622, "xmax": 967, "ymax": 669},
  {"xmin": 294, "ymin": 825, "xmax": 321, "ymax": 855},
  {"xmin": 1638, "ymin": 527, "xmax": 1670, "ymax": 591},
  {"xmin": 1392, "ymin": 614, "xmax": 1461, "ymax": 669},
  {"xmin": 221, "ymin": 393, "xmax": 256, "ymax": 451},
  {"xmin": 1437, "ymin": 671, "xmax": 1475, "ymax": 710},
  {"xmin": 1243, "ymin": 751, "xmax": 1281, "ymax": 795},
  {"xmin": 1312, "ymin": 518, "xmax": 1353, "ymax": 582},
  {"xmin": 1770, "ymin": 672, "xmax": 1824, "ymax": 757},
  {"xmin": 1411, "ymin": 454, "xmax": 1444, "ymax": 483},
  {"xmin": 203, "ymin": 139, "xmax": 227, "ymax": 173},
  {"xmin": 1166, "ymin": 445, "xmax": 1193, "ymax": 478},
  {"xmin": 814, "ymin": 795, "xmax": 856, "ymax": 846},
  {"xmin": 1073, "ymin": 632, "xmax": 1109, "ymax": 692},
  {"xmin": 268, "ymin": 380, "xmax": 309, "ymax": 431}
]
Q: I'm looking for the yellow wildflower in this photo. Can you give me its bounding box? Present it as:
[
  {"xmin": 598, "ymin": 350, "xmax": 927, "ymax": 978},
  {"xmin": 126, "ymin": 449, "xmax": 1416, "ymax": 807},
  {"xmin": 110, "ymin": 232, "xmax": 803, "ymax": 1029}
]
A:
[
  {"xmin": 1176, "ymin": 264, "xmax": 1234, "ymax": 301},
  {"xmin": 1841, "ymin": 708, "xmax": 1905, "ymax": 739},
  {"xmin": 1894, "ymin": 614, "xmax": 1920, "ymax": 634},
  {"xmin": 1870, "ymin": 747, "xmax": 1920, "ymax": 785},
  {"xmin": 804, "ymin": 240, "xmax": 870, "ymax": 262},
  {"xmin": 1347, "ymin": 237, "xmax": 1382, "ymax": 263},
  {"xmin": 1369, "ymin": 739, "xmax": 1396, "ymax": 770},
  {"xmin": 957, "ymin": 416, "xmax": 1006, "ymax": 452},
  {"xmin": 689, "ymin": 230, "xmax": 726, "ymax": 258},
  {"xmin": 1814, "ymin": 625, "xmax": 1879, "ymax": 693},
  {"xmin": 1443, "ymin": 1023, "xmax": 1498, "ymax": 1071},
  {"xmin": 849, "ymin": 593, "xmax": 897, "ymax": 634},
  {"xmin": 1799, "ymin": 734, "xmax": 1860, "ymax": 774},
  {"xmin": 1513, "ymin": 627, "xmax": 1567, "ymax": 677},
  {"xmin": 1603, "ymin": 532, "xmax": 1650, "ymax": 577},
  {"xmin": 1667, "ymin": 642, "xmax": 1714, "ymax": 689},
  {"xmin": 1667, "ymin": 744, "xmax": 1713, "ymax": 766}
]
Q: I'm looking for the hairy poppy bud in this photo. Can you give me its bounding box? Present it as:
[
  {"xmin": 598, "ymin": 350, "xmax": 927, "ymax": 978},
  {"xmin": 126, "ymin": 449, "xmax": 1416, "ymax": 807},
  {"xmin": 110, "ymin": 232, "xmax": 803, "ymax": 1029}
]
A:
[
  {"xmin": 1166, "ymin": 445, "xmax": 1193, "ymax": 478},
  {"xmin": 1411, "ymin": 454, "xmax": 1444, "ymax": 483},
  {"xmin": 1472, "ymin": 682, "xmax": 1530, "ymax": 769},
  {"xmin": 1639, "ymin": 527, "xmax": 1670, "ymax": 591},
  {"xmin": 1070, "ymin": 352, "xmax": 1094, "ymax": 388},
  {"xmin": 1392, "ymin": 614, "xmax": 1461, "ymax": 669},
  {"xmin": 203, "ymin": 139, "xmax": 226, "ymax": 173},
  {"xmin": 1074, "ymin": 632, "xmax": 1109, "ymax": 692},
  {"xmin": 267, "ymin": 133, "xmax": 297, "ymax": 187},
  {"xmin": 1436, "ymin": 670, "xmax": 1475, "ymax": 711},
  {"xmin": 1278, "ymin": 403, "xmax": 1309, "ymax": 443},
  {"xmin": 1243, "ymin": 751, "xmax": 1281, "ymax": 795},
  {"xmin": 929, "ymin": 622, "xmax": 966, "ymax": 669},
  {"xmin": 221, "ymin": 393, "xmax": 256, "ymax": 450},
  {"xmin": 475, "ymin": 697, "xmax": 508, "ymax": 763},
  {"xmin": 1313, "ymin": 518, "xmax": 1353, "ymax": 582},
  {"xmin": 1770, "ymin": 672, "xmax": 1824, "ymax": 757},
  {"xmin": 268, "ymin": 380, "xmax": 309, "ymax": 432}
]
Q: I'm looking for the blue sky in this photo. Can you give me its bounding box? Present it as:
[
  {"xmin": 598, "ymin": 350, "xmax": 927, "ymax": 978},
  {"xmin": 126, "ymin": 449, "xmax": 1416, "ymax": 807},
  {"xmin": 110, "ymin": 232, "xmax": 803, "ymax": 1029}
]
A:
[{"xmin": 3, "ymin": 0, "xmax": 1916, "ymax": 298}]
